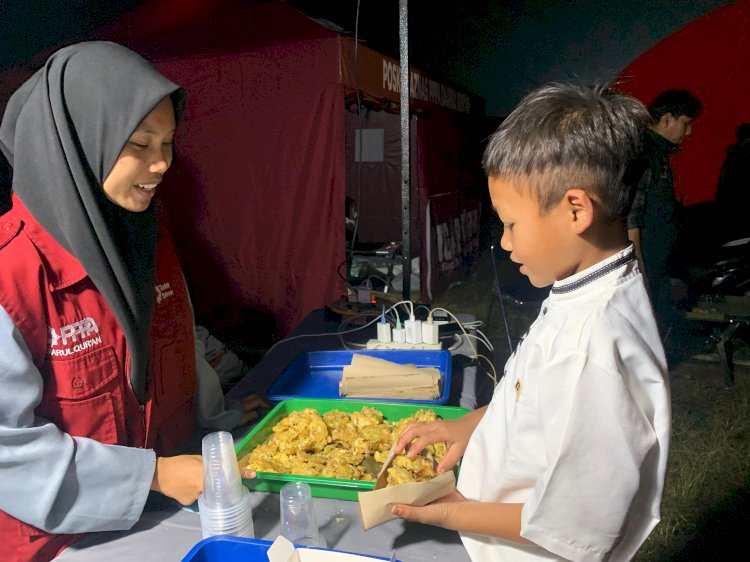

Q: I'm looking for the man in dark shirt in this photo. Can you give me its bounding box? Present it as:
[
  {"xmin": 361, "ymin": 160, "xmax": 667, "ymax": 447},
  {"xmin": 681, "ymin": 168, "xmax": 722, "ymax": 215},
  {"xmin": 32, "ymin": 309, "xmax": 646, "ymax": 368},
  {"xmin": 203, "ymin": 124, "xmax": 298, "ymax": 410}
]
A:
[
  {"xmin": 716, "ymin": 123, "xmax": 750, "ymax": 243},
  {"xmin": 627, "ymin": 89, "xmax": 702, "ymax": 340}
]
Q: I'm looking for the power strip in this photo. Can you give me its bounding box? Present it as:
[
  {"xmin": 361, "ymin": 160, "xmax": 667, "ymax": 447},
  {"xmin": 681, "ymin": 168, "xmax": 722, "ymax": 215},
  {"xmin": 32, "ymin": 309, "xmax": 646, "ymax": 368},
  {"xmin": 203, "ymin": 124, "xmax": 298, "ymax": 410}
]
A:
[{"xmin": 365, "ymin": 339, "xmax": 442, "ymax": 350}]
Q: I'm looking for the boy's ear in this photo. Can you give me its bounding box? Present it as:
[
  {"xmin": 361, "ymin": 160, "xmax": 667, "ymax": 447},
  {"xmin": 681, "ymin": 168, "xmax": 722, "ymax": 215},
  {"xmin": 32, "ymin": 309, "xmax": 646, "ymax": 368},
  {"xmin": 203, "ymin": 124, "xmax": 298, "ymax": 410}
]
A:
[{"xmin": 563, "ymin": 188, "xmax": 594, "ymax": 234}]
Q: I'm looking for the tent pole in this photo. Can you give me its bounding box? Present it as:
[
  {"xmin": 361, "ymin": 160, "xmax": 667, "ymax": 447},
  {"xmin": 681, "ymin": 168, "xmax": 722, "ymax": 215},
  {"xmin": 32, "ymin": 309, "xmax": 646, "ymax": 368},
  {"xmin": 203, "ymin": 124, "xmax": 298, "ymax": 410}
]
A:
[{"xmin": 399, "ymin": 0, "xmax": 411, "ymax": 302}]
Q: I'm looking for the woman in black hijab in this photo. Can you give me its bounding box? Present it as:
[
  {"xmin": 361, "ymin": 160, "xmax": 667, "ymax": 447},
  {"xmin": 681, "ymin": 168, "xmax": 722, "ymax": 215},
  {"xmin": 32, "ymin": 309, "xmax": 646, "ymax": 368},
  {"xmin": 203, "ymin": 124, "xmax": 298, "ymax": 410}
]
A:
[{"xmin": 0, "ymin": 42, "xmax": 262, "ymax": 562}]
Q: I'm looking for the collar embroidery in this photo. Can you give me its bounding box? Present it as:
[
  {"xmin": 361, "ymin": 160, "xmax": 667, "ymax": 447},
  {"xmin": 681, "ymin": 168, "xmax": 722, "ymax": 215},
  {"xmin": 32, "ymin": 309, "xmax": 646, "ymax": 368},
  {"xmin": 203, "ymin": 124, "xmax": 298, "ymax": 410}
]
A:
[{"xmin": 551, "ymin": 247, "xmax": 635, "ymax": 295}]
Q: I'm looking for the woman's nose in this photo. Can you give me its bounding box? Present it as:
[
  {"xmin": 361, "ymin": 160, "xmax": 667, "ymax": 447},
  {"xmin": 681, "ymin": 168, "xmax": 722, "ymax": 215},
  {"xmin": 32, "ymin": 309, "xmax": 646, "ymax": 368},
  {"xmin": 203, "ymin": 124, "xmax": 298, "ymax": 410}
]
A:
[{"xmin": 150, "ymin": 149, "xmax": 171, "ymax": 173}]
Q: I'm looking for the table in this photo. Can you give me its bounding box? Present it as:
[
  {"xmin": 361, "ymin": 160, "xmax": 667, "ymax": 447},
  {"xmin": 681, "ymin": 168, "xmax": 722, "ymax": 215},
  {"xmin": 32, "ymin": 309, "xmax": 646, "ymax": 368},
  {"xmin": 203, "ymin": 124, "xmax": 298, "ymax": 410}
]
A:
[
  {"xmin": 54, "ymin": 309, "xmax": 489, "ymax": 561},
  {"xmin": 54, "ymin": 491, "xmax": 469, "ymax": 562}
]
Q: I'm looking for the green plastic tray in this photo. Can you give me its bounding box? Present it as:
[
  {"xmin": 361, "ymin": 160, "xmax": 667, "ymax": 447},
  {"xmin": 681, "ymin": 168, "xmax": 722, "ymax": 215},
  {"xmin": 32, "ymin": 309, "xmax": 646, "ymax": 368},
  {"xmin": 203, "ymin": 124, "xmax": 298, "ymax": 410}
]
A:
[{"xmin": 236, "ymin": 398, "xmax": 468, "ymax": 501}]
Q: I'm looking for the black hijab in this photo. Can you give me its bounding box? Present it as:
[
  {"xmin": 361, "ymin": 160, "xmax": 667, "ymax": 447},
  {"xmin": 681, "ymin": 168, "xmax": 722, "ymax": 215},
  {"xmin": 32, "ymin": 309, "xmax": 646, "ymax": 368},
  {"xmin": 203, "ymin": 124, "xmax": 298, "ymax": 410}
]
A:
[{"xmin": 0, "ymin": 41, "xmax": 185, "ymax": 401}]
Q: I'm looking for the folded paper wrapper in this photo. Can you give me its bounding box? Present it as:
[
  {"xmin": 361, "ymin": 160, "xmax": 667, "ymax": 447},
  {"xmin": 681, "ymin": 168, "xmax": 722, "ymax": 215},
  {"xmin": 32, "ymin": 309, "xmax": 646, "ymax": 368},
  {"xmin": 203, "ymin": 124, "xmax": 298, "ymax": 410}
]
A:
[
  {"xmin": 267, "ymin": 535, "xmax": 385, "ymax": 561},
  {"xmin": 357, "ymin": 443, "xmax": 457, "ymax": 531},
  {"xmin": 339, "ymin": 354, "xmax": 441, "ymax": 400}
]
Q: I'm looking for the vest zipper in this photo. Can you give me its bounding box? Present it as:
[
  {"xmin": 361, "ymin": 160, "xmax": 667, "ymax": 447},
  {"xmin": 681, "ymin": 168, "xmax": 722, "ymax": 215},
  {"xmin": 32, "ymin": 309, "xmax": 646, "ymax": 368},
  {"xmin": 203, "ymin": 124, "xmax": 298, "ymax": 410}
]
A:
[{"xmin": 126, "ymin": 381, "xmax": 147, "ymax": 446}]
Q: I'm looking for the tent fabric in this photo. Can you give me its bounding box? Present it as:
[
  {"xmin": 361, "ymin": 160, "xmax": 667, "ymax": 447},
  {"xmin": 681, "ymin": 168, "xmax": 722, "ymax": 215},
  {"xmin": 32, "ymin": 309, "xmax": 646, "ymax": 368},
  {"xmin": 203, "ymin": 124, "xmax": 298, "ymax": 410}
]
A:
[
  {"xmin": 54, "ymin": 0, "xmax": 483, "ymax": 340},
  {"xmin": 156, "ymin": 37, "xmax": 346, "ymax": 336},
  {"xmin": 615, "ymin": 1, "xmax": 750, "ymax": 206},
  {"xmin": 416, "ymin": 111, "xmax": 483, "ymax": 299},
  {"xmin": 0, "ymin": 0, "xmax": 487, "ymax": 342},
  {"xmin": 344, "ymin": 109, "xmax": 413, "ymax": 247}
]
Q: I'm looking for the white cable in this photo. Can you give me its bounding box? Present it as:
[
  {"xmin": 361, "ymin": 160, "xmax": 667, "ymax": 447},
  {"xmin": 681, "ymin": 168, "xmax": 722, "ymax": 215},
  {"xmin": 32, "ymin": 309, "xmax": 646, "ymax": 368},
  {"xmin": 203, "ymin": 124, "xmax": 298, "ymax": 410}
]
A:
[
  {"xmin": 263, "ymin": 300, "xmax": 499, "ymax": 385},
  {"xmin": 464, "ymin": 333, "xmax": 494, "ymax": 353},
  {"xmin": 473, "ymin": 328, "xmax": 495, "ymax": 351},
  {"xmin": 428, "ymin": 306, "xmax": 478, "ymax": 359},
  {"xmin": 475, "ymin": 354, "xmax": 498, "ymax": 386},
  {"xmin": 430, "ymin": 305, "xmax": 499, "ymax": 387},
  {"xmin": 444, "ymin": 333, "xmax": 463, "ymax": 351}
]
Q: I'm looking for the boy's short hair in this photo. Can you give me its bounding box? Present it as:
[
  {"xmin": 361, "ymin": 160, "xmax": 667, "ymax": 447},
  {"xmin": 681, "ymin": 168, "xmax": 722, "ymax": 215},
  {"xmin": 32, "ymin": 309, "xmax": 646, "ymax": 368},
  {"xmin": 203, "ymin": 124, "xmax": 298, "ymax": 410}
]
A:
[
  {"xmin": 648, "ymin": 89, "xmax": 702, "ymax": 121},
  {"xmin": 482, "ymin": 82, "xmax": 649, "ymax": 219}
]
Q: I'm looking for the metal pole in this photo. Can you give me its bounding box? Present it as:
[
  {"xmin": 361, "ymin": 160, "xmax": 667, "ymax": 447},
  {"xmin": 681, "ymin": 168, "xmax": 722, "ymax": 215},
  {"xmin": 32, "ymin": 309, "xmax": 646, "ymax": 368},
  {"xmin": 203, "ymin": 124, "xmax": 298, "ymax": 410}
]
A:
[{"xmin": 399, "ymin": 0, "xmax": 411, "ymax": 301}]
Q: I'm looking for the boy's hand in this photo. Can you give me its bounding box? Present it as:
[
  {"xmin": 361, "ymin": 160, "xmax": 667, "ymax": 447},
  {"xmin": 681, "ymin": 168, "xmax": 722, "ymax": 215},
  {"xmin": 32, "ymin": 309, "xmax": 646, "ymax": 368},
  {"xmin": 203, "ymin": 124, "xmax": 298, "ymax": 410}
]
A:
[
  {"xmin": 150, "ymin": 455, "xmax": 204, "ymax": 505},
  {"xmin": 391, "ymin": 490, "xmax": 466, "ymax": 528},
  {"xmin": 393, "ymin": 493, "xmax": 527, "ymax": 543},
  {"xmin": 394, "ymin": 406, "xmax": 486, "ymax": 474}
]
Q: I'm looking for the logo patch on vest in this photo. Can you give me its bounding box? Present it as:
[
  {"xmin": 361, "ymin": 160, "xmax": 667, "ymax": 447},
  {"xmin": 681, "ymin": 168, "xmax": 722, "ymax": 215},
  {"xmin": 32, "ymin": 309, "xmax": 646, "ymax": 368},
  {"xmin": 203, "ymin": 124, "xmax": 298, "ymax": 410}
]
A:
[
  {"xmin": 49, "ymin": 317, "xmax": 102, "ymax": 357},
  {"xmin": 155, "ymin": 281, "xmax": 174, "ymax": 303}
]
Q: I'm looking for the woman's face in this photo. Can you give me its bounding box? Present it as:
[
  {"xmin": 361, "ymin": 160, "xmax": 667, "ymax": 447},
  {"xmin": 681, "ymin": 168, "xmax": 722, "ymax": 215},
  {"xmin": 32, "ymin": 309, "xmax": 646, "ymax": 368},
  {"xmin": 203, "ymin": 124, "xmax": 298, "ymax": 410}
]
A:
[{"xmin": 102, "ymin": 96, "xmax": 176, "ymax": 212}]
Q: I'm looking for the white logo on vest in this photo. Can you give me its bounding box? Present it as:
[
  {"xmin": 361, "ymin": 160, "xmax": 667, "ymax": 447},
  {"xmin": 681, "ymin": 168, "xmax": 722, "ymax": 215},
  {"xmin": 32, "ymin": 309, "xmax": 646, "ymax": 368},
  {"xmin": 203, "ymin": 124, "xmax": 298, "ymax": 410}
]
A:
[
  {"xmin": 49, "ymin": 317, "xmax": 102, "ymax": 357},
  {"xmin": 155, "ymin": 281, "xmax": 174, "ymax": 304}
]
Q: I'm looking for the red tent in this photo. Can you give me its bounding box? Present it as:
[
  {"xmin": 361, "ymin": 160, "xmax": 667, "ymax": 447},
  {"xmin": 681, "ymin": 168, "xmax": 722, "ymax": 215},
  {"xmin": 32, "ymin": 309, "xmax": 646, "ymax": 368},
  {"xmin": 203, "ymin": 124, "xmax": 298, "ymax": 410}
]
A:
[
  {"xmin": 615, "ymin": 1, "xmax": 750, "ymax": 207},
  {"xmin": 92, "ymin": 0, "xmax": 486, "ymax": 338}
]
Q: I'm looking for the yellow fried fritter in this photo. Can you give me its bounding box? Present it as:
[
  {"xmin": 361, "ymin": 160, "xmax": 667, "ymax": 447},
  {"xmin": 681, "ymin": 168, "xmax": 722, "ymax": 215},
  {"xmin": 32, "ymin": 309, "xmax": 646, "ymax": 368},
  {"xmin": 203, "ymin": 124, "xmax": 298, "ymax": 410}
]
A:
[{"xmin": 242, "ymin": 407, "xmax": 447, "ymax": 487}]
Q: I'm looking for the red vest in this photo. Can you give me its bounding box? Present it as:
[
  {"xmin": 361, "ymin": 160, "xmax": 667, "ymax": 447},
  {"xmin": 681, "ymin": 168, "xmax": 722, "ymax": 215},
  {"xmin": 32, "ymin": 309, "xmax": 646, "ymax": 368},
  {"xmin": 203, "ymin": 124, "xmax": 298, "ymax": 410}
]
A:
[{"xmin": 0, "ymin": 196, "xmax": 196, "ymax": 562}]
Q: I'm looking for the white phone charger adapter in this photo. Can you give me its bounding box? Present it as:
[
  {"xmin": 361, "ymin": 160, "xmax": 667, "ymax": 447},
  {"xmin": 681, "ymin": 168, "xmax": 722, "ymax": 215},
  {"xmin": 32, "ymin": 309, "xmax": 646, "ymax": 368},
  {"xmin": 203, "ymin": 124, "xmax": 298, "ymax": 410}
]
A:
[
  {"xmin": 377, "ymin": 321, "xmax": 392, "ymax": 343},
  {"xmin": 422, "ymin": 318, "xmax": 439, "ymax": 345},
  {"xmin": 404, "ymin": 315, "xmax": 422, "ymax": 344}
]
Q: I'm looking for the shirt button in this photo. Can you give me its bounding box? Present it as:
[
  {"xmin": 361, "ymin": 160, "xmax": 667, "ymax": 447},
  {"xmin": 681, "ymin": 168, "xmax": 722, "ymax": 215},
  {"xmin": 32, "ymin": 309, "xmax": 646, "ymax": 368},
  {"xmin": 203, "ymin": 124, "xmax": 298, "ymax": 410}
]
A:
[{"xmin": 72, "ymin": 378, "xmax": 84, "ymax": 389}]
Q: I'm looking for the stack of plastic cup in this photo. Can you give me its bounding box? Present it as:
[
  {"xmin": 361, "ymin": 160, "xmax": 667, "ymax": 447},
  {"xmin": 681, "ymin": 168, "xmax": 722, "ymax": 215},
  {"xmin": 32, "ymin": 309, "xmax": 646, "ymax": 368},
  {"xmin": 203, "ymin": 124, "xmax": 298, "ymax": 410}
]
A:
[
  {"xmin": 279, "ymin": 481, "xmax": 326, "ymax": 548},
  {"xmin": 198, "ymin": 431, "xmax": 255, "ymax": 539}
]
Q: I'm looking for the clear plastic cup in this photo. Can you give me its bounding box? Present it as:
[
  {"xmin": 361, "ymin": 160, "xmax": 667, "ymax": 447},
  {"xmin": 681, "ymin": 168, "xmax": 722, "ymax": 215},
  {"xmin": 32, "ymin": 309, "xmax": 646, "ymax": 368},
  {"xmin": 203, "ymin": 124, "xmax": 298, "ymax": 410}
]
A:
[
  {"xmin": 198, "ymin": 431, "xmax": 254, "ymax": 538},
  {"xmin": 279, "ymin": 482, "xmax": 326, "ymax": 548},
  {"xmin": 201, "ymin": 431, "xmax": 245, "ymax": 508},
  {"xmin": 198, "ymin": 497, "xmax": 254, "ymax": 537}
]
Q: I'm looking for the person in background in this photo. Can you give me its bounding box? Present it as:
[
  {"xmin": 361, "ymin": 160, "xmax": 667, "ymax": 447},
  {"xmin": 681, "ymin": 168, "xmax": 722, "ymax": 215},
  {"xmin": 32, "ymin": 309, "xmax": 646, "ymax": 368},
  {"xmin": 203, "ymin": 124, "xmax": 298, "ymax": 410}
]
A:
[
  {"xmin": 626, "ymin": 88, "xmax": 702, "ymax": 339},
  {"xmin": 0, "ymin": 41, "xmax": 265, "ymax": 562},
  {"xmin": 715, "ymin": 122, "xmax": 750, "ymax": 243},
  {"xmin": 390, "ymin": 83, "xmax": 671, "ymax": 562}
]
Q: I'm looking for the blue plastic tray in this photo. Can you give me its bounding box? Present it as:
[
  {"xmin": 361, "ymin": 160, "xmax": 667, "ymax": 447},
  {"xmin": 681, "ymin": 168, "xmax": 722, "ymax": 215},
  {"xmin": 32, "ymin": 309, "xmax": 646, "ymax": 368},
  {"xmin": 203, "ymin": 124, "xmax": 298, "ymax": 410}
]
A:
[
  {"xmin": 181, "ymin": 536, "xmax": 272, "ymax": 561},
  {"xmin": 266, "ymin": 349, "xmax": 451, "ymax": 404},
  {"xmin": 181, "ymin": 535, "xmax": 401, "ymax": 561}
]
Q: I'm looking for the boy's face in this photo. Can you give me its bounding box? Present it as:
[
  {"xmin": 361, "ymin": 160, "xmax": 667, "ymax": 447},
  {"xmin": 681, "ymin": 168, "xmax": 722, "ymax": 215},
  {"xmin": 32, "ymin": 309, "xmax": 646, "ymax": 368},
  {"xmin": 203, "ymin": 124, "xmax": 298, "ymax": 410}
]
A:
[{"xmin": 489, "ymin": 176, "xmax": 578, "ymax": 288}]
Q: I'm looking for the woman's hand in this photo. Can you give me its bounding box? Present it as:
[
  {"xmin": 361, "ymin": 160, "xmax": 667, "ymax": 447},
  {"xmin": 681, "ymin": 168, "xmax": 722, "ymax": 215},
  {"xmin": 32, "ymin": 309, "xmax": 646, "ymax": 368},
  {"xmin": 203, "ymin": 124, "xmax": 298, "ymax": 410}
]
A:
[
  {"xmin": 150, "ymin": 455, "xmax": 204, "ymax": 505},
  {"xmin": 151, "ymin": 455, "xmax": 258, "ymax": 505}
]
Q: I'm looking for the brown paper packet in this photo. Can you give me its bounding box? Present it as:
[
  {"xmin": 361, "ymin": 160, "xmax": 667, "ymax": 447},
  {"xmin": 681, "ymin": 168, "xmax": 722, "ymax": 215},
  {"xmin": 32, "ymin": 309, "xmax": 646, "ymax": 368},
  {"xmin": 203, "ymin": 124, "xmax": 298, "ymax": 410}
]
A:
[
  {"xmin": 357, "ymin": 442, "xmax": 456, "ymax": 531},
  {"xmin": 340, "ymin": 354, "xmax": 441, "ymax": 399},
  {"xmin": 348, "ymin": 354, "xmax": 424, "ymax": 374},
  {"xmin": 357, "ymin": 472, "xmax": 456, "ymax": 531}
]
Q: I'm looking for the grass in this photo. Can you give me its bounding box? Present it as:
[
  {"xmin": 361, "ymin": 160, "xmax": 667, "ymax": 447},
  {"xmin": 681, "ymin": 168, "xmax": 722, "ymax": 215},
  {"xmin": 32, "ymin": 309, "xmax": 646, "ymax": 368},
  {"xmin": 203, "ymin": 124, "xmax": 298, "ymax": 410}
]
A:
[{"xmin": 431, "ymin": 248, "xmax": 750, "ymax": 561}]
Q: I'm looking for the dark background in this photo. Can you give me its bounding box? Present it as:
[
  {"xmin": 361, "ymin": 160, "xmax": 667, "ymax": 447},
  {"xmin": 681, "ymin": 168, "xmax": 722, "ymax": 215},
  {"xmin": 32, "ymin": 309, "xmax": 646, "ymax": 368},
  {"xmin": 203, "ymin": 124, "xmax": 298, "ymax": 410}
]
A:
[{"xmin": 0, "ymin": 0, "xmax": 733, "ymax": 116}]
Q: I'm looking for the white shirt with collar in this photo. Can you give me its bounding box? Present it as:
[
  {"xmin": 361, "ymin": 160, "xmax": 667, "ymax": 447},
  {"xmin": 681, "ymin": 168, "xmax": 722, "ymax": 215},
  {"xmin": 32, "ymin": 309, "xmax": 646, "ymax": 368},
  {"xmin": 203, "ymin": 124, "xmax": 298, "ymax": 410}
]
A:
[{"xmin": 457, "ymin": 246, "xmax": 671, "ymax": 562}]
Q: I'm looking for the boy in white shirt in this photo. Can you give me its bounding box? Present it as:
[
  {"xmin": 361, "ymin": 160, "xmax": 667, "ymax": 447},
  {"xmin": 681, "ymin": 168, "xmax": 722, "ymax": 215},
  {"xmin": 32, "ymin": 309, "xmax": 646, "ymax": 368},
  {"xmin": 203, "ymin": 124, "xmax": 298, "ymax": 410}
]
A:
[{"xmin": 392, "ymin": 83, "xmax": 671, "ymax": 562}]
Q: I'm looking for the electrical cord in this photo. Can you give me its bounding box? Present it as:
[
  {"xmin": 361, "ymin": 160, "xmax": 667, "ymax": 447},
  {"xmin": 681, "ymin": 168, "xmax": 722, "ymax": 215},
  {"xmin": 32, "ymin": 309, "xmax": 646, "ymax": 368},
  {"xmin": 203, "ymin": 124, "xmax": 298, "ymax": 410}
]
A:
[
  {"xmin": 337, "ymin": 260, "xmax": 359, "ymax": 291},
  {"xmin": 490, "ymin": 244, "xmax": 515, "ymax": 355},
  {"xmin": 263, "ymin": 300, "xmax": 498, "ymax": 385},
  {"xmin": 428, "ymin": 306, "xmax": 498, "ymax": 386},
  {"xmin": 414, "ymin": 303, "xmax": 432, "ymax": 317}
]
